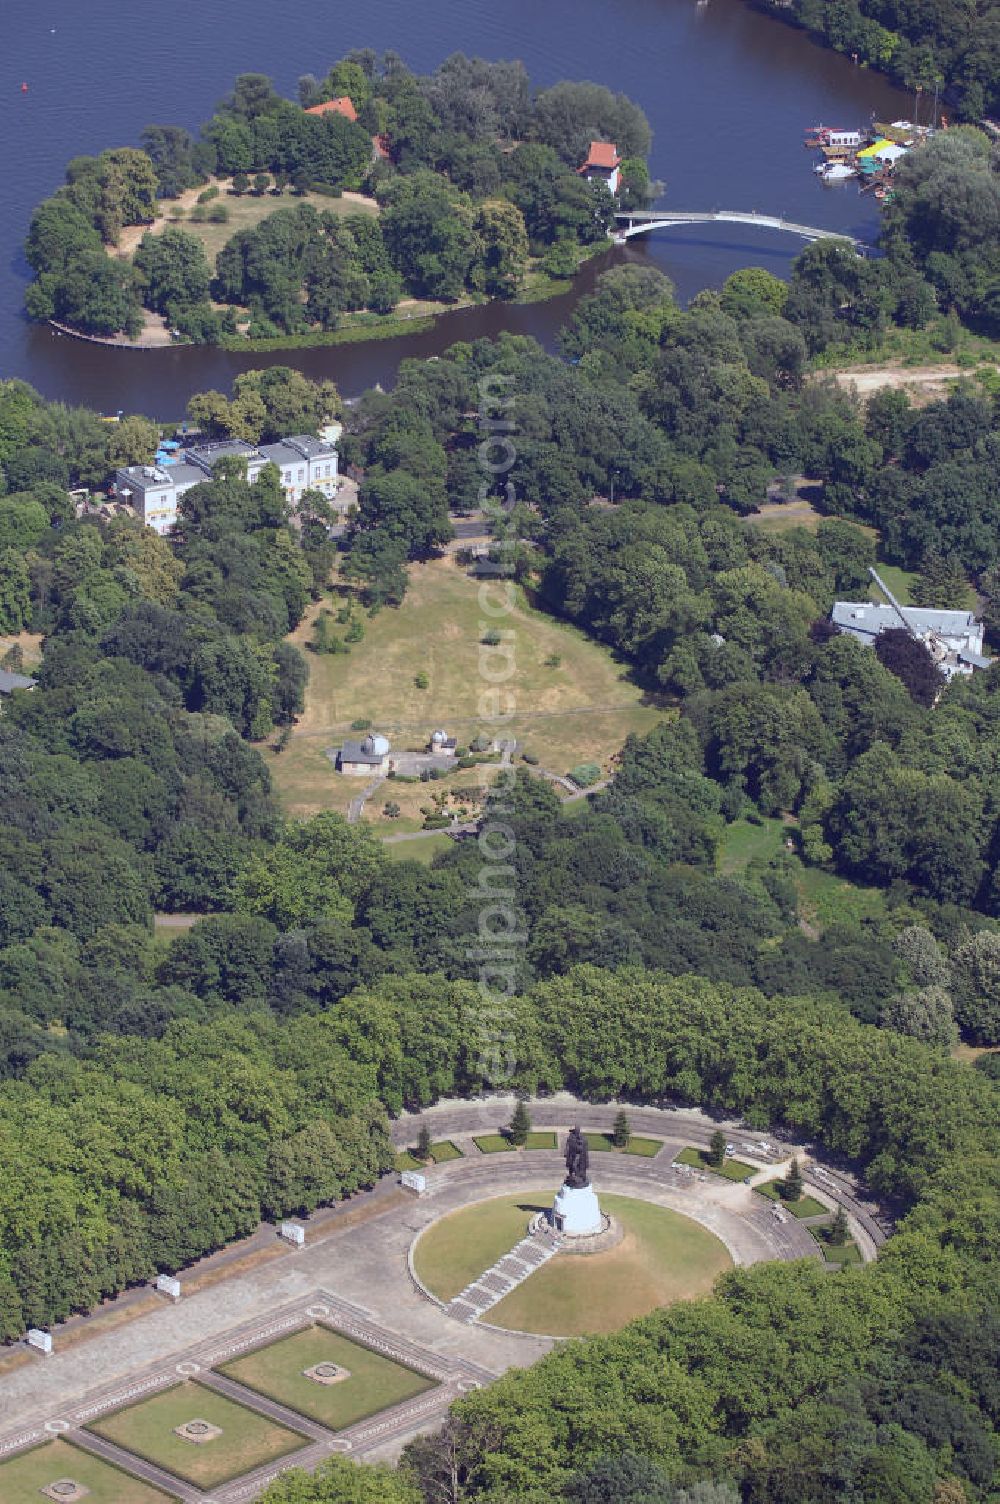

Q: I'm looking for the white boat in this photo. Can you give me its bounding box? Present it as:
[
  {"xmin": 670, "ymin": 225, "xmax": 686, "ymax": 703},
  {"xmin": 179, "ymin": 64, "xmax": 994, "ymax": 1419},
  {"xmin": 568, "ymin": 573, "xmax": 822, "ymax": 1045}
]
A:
[{"xmin": 817, "ymin": 161, "xmax": 856, "ymax": 182}]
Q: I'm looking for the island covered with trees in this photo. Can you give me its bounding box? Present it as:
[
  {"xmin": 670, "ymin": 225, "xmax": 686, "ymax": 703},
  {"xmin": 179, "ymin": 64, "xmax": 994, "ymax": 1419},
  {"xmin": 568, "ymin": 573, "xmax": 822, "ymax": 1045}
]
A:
[
  {"xmin": 22, "ymin": 51, "xmax": 653, "ymax": 345},
  {"xmin": 757, "ymin": 0, "xmax": 1000, "ymax": 123}
]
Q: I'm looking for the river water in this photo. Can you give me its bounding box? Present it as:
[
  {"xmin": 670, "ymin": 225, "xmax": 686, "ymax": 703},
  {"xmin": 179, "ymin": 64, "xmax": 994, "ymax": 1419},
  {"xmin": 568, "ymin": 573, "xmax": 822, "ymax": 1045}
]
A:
[{"xmin": 2, "ymin": 0, "xmax": 909, "ymax": 411}]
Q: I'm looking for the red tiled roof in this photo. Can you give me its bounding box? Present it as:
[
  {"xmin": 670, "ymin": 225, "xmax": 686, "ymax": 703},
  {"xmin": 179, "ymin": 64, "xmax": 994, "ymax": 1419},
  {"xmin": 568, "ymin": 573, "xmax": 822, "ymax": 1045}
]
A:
[
  {"xmin": 581, "ymin": 140, "xmax": 620, "ymax": 170},
  {"xmin": 372, "ymin": 133, "xmax": 391, "ymax": 160},
  {"xmin": 305, "ymin": 96, "xmax": 358, "ymax": 122}
]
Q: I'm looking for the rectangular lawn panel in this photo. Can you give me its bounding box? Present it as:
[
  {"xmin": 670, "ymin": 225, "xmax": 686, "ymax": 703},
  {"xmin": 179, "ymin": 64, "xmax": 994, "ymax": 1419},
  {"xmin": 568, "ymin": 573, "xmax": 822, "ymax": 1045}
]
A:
[
  {"xmin": 218, "ymin": 1326, "xmax": 434, "ymax": 1430},
  {"xmin": 429, "ymin": 1140, "xmax": 463, "ymax": 1163},
  {"xmin": 675, "ymin": 1146, "xmax": 756, "ymax": 1180},
  {"xmin": 755, "ymin": 1181, "xmax": 828, "ymax": 1217},
  {"xmin": 396, "ymin": 1140, "xmax": 462, "ymax": 1169},
  {"xmin": 585, "ymin": 1132, "xmax": 663, "ymax": 1156},
  {"xmin": 810, "ymin": 1227, "xmax": 862, "ymax": 1263},
  {"xmin": 524, "ymin": 1131, "xmax": 558, "ymax": 1149},
  {"xmin": 624, "ymin": 1135, "xmax": 664, "ymax": 1157},
  {"xmin": 86, "ymin": 1380, "xmax": 308, "ymax": 1489},
  {"xmin": 0, "ymin": 1439, "xmax": 172, "ymax": 1504},
  {"xmin": 473, "ymin": 1133, "xmax": 515, "ymax": 1153}
]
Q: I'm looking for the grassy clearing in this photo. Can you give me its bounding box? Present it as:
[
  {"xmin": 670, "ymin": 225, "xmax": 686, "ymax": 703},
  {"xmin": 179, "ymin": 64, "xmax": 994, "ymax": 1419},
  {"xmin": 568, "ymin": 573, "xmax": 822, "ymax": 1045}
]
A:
[
  {"xmin": 674, "ymin": 1146, "xmax": 755, "ymax": 1181},
  {"xmin": 792, "ymin": 862, "xmax": 886, "ymax": 931},
  {"xmin": 523, "ymin": 1131, "xmax": 558, "ymax": 1149},
  {"xmin": 86, "ymin": 1381, "xmax": 306, "ymax": 1489},
  {"xmin": 0, "ymin": 1439, "xmax": 172, "ymax": 1504},
  {"xmin": 127, "ymin": 183, "xmax": 378, "ymax": 269},
  {"xmin": 489, "ymin": 1193, "xmax": 733, "ymax": 1336},
  {"xmin": 869, "ymin": 560, "xmax": 977, "ymax": 612},
  {"xmin": 385, "ymin": 833, "xmax": 454, "ymax": 864},
  {"xmin": 755, "ymin": 1181, "xmax": 828, "ymax": 1218},
  {"xmin": 270, "ymin": 557, "xmax": 662, "ymax": 819},
  {"xmin": 218, "ymin": 1326, "xmax": 434, "ymax": 1430},
  {"xmin": 810, "ymin": 1227, "xmax": 862, "ymax": 1263},
  {"xmin": 414, "ymin": 1191, "xmax": 555, "ymax": 1300},
  {"xmin": 585, "ymin": 1132, "xmax": 663, "ymax": 1157},
  {"xmin": 717, "ymin": 817, "xmax": 788, "ymax": 876}
]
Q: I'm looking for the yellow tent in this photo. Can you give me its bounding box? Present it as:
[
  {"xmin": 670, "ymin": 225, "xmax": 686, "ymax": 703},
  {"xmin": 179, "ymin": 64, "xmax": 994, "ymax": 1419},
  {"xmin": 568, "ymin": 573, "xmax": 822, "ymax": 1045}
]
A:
[{"xmin": 857, "ymin": 138, "xmax": 895, "ymax": 159}]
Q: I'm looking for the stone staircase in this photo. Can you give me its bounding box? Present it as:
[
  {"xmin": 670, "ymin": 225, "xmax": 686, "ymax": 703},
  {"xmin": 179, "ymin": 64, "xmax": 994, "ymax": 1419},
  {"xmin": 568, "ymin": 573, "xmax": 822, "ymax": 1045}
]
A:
[{"xmin": 445, "ymin": 1226, "xmax": 563, "ymax": 1323}]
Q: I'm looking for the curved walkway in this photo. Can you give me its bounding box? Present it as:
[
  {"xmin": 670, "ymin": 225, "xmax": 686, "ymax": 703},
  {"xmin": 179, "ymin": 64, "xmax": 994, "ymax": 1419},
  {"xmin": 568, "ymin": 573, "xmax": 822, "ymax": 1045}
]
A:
[{"xmin": 393, "ymin": 1095, "xmax": 889, "ymax": 1259}]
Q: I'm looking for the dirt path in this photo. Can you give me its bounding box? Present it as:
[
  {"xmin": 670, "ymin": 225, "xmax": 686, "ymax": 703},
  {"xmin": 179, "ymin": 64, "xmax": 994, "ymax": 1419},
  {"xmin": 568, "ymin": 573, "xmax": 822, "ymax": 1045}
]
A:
[{"xmin": 831, "ymin": 363, "xmax": 995, "ymax": 403}]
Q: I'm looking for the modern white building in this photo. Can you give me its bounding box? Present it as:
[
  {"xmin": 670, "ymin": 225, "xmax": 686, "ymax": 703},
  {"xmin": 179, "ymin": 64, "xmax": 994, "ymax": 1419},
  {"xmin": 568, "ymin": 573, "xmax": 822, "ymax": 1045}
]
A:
[
  {"xmin": 113, "ymin": 430, "xmax": 340, "ymax": 535},
  {"xmin": 830, "ymin": 600, "xmax": 992, "ymax": 679}
]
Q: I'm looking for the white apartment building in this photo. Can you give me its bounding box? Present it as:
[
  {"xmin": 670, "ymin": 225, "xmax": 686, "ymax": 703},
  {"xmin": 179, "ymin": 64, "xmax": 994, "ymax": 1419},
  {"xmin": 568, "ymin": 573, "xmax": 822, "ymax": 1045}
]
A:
[{"xmin": 113, "ymin": 429, "xmax": 341, "ymax": 535}]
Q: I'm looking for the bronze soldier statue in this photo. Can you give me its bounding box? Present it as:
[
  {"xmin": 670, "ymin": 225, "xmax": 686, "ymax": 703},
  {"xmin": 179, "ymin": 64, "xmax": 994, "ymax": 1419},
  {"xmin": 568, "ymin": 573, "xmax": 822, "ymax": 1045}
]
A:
[{"xmin": 564, "ymin": 1125, "xmax": 590, "ymax": 1188}]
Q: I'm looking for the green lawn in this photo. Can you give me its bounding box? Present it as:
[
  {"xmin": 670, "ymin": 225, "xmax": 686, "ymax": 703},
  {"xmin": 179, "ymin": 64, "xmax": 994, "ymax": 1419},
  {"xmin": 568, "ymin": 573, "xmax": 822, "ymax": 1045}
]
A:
[
  {"xmin": 717, "ymin": 817, "xmax": 788, "ymax": 876},
  {"xmin": 810, "ymin": 1226, "xmax": 863, "ymax": 1264},
  {"xmin": 473, "ymin": 1133, "xmax": 516, "ymax": 1153},
  {"xmin": 395, "ymin": 1140, "xmax": 463, "ymax": 1170},
  {"xmin": 385, "ymin": 833, "xmax": 454, "ymax": 864},
  {"xmin": 755, "ymin": 1180, "xmax": 828, "ymax": 1218},
  {"xmin": 218, "ymin": 1326, "xmax": 434, "ymax": 1430},
  {"xmin": 86, "ymin": 1381, "xmax": 307, "ymax": 1489},
  {"xmin": 271, "ymin": 557, "xmax": 663, "ymax": 819},
  {"xmin": 488, "ymin": 1193, "xmax": 732, "ymax": 1336},
  {"xmin": 675, "ymin": 1146, "xmax": 756, "ymax": 1181},
  {"xmin": 792, "ymin": 862, "xmax": 887, "ymax": 930},
  {"xmin": 0, "ymin": 1439, "xmax": 172, "ymax": 1504},
  {"xmin": 585, "ymin": 1132, "xmax": 663, "ymax": 1157},
  {"xmin": 414, "ymin": 1190, "xmax": 555, "ymax": 1300},
  {"xmin": 524, "ymin": 1131, "xmax": 558, "ymax": 1149}
]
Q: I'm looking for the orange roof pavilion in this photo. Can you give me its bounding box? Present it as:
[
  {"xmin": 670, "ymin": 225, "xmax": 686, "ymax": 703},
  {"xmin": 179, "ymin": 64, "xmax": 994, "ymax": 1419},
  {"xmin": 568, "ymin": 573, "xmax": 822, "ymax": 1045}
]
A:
[
  {"xmin": 305, "ymin": 96, "xmax": 358, "ymax": 122},
  {"xmin": 579, "ymin": 141, "xmax": 621, "ymax": 172}
]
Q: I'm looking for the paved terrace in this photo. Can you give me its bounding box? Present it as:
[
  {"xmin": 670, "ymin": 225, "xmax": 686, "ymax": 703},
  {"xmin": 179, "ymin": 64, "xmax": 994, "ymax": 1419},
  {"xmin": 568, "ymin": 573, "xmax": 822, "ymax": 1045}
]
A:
[{"xmin": 0, "ymin": 1098, "xmax": 888, "ymax": 1492}]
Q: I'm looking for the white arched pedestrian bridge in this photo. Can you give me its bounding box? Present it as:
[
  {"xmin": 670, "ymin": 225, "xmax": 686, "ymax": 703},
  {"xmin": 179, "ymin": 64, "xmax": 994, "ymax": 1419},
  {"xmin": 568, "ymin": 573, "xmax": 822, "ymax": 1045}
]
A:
[{"xmin": 614, "ymin": 209, "xmax": 875, "ymax": 254}]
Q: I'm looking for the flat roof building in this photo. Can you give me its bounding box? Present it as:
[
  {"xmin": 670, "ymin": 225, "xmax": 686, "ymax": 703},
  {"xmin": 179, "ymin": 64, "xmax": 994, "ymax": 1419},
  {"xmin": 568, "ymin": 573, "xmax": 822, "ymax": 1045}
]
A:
[
  {"xmin": 112, "ymin": 431, "xmax": 341, "ymax": 534},
  {"xmin": 831, "ymin": 600, "xmax": 993, "ymax": 679}
]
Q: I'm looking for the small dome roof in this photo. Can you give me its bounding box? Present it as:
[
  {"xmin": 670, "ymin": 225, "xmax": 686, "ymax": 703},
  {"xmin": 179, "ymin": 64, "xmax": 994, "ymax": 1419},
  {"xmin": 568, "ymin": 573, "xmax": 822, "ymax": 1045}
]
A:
[
  {"xmin": 370, "ymin": 734, "xmax": 390, "ymax": 756},
  {"xmin": 431, "ymin": 729, "xmax": 446, "ymax": 743}
]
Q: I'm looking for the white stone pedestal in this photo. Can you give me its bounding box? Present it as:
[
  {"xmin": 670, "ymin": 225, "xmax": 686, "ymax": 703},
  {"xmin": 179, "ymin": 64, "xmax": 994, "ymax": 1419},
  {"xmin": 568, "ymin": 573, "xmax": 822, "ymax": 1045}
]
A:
[{"xmin": 552, "ymin": 1182, "xmax": 603, "ymax": 1237}]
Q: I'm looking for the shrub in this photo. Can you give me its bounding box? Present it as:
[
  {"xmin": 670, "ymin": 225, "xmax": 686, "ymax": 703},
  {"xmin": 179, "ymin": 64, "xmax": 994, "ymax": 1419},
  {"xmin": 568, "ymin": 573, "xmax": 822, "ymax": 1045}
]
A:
[
  {"xmin": 414, "ymin": 670, "xmax": 430, "ymax": 689},
  {"xmin": 207, "ymin": 203, "xmax": 229, "ymax": 224},
  {"xmin": 197, "ymin": 186, "xmax": 220, "ymax": 204},
  {"xmin": 351, "ymin": 718, "xmax": 372, "ymax": 731},
  {"xmin": 568, "ymin": 762, "xmax": 601, "ymax": 788},
  {"xmin": 481, "ymin": 628, "xmax": 502, "ymax": 646}
]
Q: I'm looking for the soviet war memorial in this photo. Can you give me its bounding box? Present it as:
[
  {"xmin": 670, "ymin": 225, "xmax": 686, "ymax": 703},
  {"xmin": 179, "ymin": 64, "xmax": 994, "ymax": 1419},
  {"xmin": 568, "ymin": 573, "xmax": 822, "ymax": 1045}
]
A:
[{"xmin": 1, "ymin": 1, "xmax": 999, "ymax": 1502}]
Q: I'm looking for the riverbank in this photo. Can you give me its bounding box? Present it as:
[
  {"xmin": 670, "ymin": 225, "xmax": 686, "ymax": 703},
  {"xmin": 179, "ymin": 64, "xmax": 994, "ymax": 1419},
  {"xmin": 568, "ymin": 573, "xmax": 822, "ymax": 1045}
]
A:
[{"xmin": 49, "ymin": 254, "xmax": 595, "ymax": 356}]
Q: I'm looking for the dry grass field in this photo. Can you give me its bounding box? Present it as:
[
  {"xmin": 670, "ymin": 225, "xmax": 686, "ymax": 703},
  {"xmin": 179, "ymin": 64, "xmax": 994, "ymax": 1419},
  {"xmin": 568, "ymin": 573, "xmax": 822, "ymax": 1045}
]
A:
[
  {"xmin": 113, "ymin": 178, "xmax": 378, "ymax": 267},
  {"xmin": 269, "ymin": 556, "xmax": 663, "ymax": 822}
]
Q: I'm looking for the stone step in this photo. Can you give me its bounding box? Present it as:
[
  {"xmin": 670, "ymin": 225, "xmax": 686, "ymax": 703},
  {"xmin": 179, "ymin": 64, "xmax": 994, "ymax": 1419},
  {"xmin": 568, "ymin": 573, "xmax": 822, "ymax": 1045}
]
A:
[{"xmin": 445, "ymin": 1229, "xmax": 562, "ymax": 1323}]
